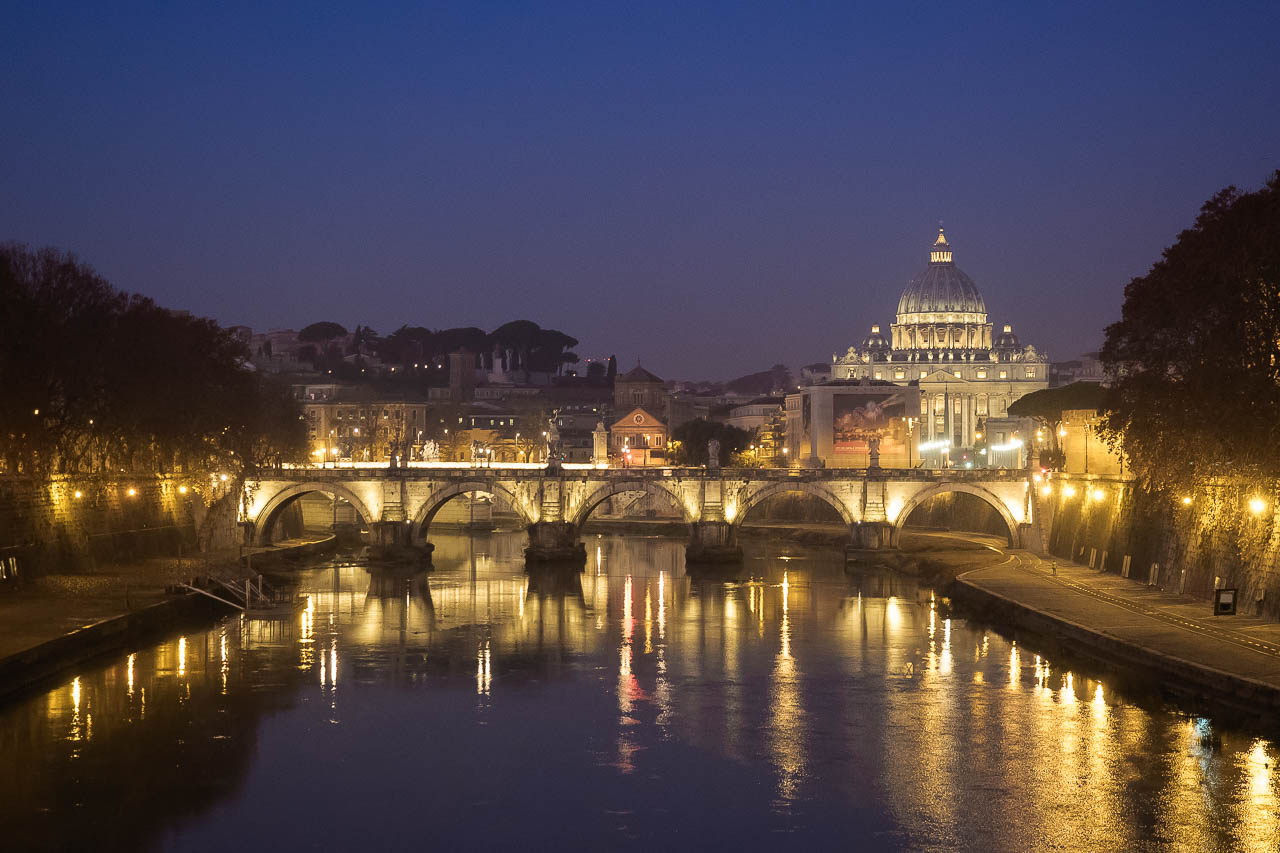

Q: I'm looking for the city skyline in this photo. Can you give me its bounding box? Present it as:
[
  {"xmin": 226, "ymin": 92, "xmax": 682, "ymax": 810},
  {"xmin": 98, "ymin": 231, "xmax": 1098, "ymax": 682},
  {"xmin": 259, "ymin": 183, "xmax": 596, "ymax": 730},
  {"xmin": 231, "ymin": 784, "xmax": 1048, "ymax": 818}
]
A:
[{"xmin": 3, "ymin": 2, "xmax": 1277, "ymax": 378}]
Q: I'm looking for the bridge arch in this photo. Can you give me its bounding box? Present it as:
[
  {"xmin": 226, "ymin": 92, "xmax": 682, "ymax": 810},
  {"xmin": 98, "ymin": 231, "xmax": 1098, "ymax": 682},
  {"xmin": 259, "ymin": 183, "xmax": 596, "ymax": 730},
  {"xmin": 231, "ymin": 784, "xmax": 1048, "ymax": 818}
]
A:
[
  {"xmin": 571, "ymin": 479, "xmax": 692, "ymax": 530},
  {"xmin": 731, "ymin": 480, "xmax": 856, "ymax": 527},
  {"xmin": 253, "ymin": 482, "xmax": 376, "ymax": 545},
  {"xmin": 410, "ymin": 480, "xmax": 531, "ymax": 541},
  {"xmin": 892, "ymin": 482, "xmax": 1019, "ymax": 546}
]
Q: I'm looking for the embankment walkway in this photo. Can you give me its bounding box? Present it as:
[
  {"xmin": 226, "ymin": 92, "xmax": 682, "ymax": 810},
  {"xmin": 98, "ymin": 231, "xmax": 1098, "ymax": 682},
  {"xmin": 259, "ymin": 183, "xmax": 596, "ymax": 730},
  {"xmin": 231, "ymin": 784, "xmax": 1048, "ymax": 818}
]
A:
[
  {"xmin": 0, "ymin": 536, "xmax": 330, "ymax": 700},
  {"xmin": 957, "ymin": 545, "xmax": 1280, "ymax": 712}
]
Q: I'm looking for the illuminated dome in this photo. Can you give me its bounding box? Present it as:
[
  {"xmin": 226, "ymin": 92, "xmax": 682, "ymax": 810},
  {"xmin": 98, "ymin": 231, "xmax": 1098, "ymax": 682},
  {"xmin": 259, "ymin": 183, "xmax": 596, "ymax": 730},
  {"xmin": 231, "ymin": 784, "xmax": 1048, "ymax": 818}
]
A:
[
  {"xmin": 861, "ymin": 324, "xmax": 889, "ymax": 351},
  {"xmin": 994, "ymin": 323, "xmax": 1020, "ymax": 349},
  {"xmin": 895, "ymin": 229, "xmax": 987, "ymax": 320}
]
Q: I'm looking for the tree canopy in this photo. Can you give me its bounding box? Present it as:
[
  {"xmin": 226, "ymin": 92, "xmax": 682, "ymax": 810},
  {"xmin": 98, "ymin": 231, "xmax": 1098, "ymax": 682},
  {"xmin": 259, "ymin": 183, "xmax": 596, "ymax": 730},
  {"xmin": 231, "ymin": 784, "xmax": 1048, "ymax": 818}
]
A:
[
  {"xmin": 0, "ymin": 244, "xmax": 306, "ymax": 479},
  {"xmin": 1008, "ymin": 382, "xmax": 1107, "ymax": 421},
  {"xmin": 298, "ymin": 321, "xmax": 348, "ymax": 342},
  {"xmin": 1099, "ymin": 171, "xmax": 1280, "ymax": 492},
  {"xmin": 670, "ymin": 419, "xmax": 751, "ymax": 466}
]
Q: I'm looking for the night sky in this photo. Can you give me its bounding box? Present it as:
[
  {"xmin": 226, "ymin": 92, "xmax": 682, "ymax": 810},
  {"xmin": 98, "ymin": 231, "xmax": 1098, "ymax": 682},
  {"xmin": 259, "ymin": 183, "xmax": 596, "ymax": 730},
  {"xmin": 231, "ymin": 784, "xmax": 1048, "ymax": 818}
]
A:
[{"xmin": 3, "ymin": 2, "xmax": 1277, "ymax": 379}]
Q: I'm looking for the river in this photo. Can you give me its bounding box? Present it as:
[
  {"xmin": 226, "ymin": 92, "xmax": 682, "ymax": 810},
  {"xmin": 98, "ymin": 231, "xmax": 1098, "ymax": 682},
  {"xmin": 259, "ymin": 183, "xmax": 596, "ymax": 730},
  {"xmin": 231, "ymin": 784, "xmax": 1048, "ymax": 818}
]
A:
[{"xmin": 2, "ymin": 531, "xmax": 1278, "ymax": 852}]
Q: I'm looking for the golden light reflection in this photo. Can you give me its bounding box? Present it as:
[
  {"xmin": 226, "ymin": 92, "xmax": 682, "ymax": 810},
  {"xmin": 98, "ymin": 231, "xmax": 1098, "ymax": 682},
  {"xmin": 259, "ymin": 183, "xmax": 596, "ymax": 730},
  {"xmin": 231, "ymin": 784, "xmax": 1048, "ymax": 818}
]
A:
[
  {"xmin": 177, "ymin": 637, "xmax": 186, "ymax": 677},
  {"xmin": 770, "ymin": 570, "xmax": 803, "ymax": 804},
  {"xmin": 644, "ymin": 587, "xmax": 653, "ymax": 655},
  {"xmin": 1008, "ymin": 644, "xmax": 1019, "ymax": 689},
  {"xmin": 220, "ymin": 631, "xmax": 228, "ymax": 693},
  {"xmin": 657, "ymin": 571, "xmax": 666, "ymax": 639},
  {"xmin": 940, "ymin": 618, "xmax": 952, "ymax": 676},
  {"xmin": 127, "ymin": 653, "xmax": 135, "ymax": 696},
  {"xmin": 476, "ymin": 640, "xmax": 491, "ymax": 696},
  {"xmin": 885, "ymin": 596, "xmax": 902, "ymax": 631}
]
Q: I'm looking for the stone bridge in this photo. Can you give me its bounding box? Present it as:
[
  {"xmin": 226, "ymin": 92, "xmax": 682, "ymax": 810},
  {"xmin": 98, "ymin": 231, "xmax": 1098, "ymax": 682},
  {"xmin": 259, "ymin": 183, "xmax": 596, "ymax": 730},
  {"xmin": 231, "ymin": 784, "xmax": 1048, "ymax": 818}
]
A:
[{"xmin": 243, "ymin": 465, "xmax": 1039, "ymax": 563}]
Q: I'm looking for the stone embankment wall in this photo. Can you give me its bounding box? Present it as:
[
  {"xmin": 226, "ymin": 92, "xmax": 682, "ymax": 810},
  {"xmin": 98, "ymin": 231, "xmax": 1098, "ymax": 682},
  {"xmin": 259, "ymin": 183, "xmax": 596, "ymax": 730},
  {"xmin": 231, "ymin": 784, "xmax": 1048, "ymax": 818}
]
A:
[
  {"xmin": 1041, "ymin": 476, "xmax": 1280, "ymax": 619},
  {"xmin": 0, "ymin": 475, "xmax": 241, "ymax": 583}
]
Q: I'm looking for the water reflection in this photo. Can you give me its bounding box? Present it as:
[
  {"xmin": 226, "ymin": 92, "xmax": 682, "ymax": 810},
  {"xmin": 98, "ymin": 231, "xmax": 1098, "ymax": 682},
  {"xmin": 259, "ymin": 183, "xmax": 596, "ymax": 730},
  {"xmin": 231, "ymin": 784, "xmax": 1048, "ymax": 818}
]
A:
[{"xmin": 1, "ymin": 532, "xmax": 1279, "ymax": 851}]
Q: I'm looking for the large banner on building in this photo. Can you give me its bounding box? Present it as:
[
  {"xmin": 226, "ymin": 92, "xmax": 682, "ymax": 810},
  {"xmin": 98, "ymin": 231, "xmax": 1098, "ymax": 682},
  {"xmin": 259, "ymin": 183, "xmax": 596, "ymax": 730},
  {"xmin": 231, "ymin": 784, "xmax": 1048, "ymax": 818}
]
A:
[{"xmin": 833, "ymin": 391, "xmax": 908, "ymax": 452}]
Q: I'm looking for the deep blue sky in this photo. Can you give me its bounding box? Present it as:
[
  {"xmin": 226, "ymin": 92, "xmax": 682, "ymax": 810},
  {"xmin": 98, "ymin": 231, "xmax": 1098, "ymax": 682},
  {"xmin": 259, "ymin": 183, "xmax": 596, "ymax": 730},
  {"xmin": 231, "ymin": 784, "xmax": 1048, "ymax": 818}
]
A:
[{"xmin": 3, "ymin": 2, "xmax": 1277, "ymax": 379}]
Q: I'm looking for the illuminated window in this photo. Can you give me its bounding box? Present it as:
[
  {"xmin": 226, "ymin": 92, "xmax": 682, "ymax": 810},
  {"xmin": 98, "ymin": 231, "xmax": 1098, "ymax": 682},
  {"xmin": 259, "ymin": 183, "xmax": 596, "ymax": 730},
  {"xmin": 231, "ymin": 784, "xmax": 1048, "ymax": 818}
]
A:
[
  {"xmin": 895, "ymin": 370, "xmax": 906, "ymax": 380},
  {"xmin": 953, "ymin": 398, "xmax": 962, "ymax": 415},
  {"xmin": 976, "ymin": 369, "xmax": 987, "ymax": 379},
  {"xmin": 874, "ymin": 371, "xmax": 882, "ymax": 380},
  {"xmin": 1025, "ymin": 367, "xmax": 1036, "ymax": 378},
  {"xmin": 999, "ymin": 370, "xmax": 1008, "ymax": 379},
  {"xmin": 933, "ymin": 395, "xmax": 944, "ymax": 414},
  {"xmin": 977, "ymin": 395, "xmax": 988, "ymax": 416},
  {"xmin": 919, "ymin": 370, "xmax": 928, "ymax": 379}
]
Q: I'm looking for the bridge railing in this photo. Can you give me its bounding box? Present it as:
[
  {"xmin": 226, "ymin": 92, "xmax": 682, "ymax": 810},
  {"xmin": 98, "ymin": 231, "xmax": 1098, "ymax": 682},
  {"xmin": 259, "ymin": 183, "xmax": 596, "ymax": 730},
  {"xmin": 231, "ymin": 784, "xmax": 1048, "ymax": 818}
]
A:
[{"xmin": 270, "ymin": 463, "xmax": 1034, "ymax": 482}]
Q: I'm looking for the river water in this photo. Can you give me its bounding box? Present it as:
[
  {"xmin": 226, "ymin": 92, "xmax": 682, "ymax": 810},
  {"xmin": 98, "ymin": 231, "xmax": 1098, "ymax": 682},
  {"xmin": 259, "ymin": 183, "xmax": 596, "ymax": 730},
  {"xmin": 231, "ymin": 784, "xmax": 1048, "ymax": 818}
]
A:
[{"xmin": 3, "ymin": 532, "xmax": 1279, "ymax": 852}]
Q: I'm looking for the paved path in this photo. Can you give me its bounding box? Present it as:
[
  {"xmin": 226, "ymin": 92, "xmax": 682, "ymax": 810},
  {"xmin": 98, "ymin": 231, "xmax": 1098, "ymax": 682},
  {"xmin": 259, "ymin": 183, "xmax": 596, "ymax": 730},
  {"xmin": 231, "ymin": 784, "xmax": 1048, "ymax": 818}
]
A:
[
  {"xmin": 957, "ymin": 541, "xmax": 1280, "ymax": 692},
  {"xmin": 0, "ymin": 537, "xmax": 325, "ymax": 665}
]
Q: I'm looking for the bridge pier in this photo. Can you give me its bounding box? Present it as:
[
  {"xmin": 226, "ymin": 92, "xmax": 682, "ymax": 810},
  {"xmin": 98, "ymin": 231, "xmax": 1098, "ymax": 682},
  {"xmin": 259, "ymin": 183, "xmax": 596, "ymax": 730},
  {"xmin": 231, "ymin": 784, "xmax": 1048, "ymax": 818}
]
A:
[
  {"xmin": 525, "ymin": 521, "xmax": 586, "ymax": 566},
  {"xmin": 686, "ymin": 521, "xmax": 743, "ymax": 564},
  {"xmin": 852, "ymin": 521, "xmax": 897, "ymax": 550}
]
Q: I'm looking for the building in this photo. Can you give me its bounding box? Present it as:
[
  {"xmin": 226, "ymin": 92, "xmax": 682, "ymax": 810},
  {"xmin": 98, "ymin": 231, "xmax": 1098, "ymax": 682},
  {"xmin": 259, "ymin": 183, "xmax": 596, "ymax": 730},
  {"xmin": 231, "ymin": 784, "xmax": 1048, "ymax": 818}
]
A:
[
  {"xmin": 303, "ymin": 397, "xmax": 429, "ymax": 463},
  {"xmin": 819, "ymin": 228, "xmax": 1048, "ymax": 463},
  {"xmin": 610, "ymin": 365, "xmax": 670, "ymax": 466},
  {"xmin": 1050, "ymin": 352, "xmax": 1105, "ymax": 386},
  {"xmin": 726, "ymin": 397, "xmax": 785, "ymax": 432}
]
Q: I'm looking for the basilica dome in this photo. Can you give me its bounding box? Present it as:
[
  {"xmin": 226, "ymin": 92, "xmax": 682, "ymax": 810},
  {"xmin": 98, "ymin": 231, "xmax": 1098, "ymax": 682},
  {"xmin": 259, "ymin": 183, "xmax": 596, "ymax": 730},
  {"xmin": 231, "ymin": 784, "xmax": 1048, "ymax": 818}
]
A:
[{"xmin": 895, "ymin": 229, "xmax": 987, "ymax": 319}]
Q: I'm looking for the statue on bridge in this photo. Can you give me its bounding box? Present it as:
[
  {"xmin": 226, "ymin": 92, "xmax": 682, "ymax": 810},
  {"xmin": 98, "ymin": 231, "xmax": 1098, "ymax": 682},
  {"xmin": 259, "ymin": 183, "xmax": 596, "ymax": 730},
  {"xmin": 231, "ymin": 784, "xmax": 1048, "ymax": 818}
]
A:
[
  {"xmin": 545, "ymin": 411, "xmax": 563, "ymax": 472},
  {"xmin": 707, "ymin": 438, "xmax": 721, "ymax": 470}
]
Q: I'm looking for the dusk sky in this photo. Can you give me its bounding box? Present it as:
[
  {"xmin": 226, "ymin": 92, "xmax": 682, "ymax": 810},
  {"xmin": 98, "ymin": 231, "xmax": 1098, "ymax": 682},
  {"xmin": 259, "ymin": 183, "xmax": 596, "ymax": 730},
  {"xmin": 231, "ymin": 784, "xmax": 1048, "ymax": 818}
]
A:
[{"xmin": 3, "ymin": 1, "xmax": 1277, "ymax": 379}]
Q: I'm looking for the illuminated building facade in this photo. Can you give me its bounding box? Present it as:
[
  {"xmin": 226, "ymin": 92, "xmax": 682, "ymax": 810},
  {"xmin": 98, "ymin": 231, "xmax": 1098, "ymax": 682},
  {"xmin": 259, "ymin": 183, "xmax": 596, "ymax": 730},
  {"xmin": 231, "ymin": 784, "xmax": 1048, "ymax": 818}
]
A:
[{"xmin": 826, "ymin": 229, "xmax": 1048, "ymax": 463}]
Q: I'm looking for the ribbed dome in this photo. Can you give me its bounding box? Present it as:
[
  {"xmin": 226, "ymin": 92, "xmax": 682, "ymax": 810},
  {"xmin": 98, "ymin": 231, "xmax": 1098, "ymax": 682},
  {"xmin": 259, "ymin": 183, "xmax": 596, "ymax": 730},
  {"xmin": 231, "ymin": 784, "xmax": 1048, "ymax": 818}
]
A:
[
  {"xmin": 994, "ymin": 324, "xmax": 1020, "ymax": 349},
  {"xmin": 861, "ymin": 324, "xmax": 889, "ymax": 351},
  {"xmin": 895, "ymin": 229, "xmax": 987, "ymax": 317}
]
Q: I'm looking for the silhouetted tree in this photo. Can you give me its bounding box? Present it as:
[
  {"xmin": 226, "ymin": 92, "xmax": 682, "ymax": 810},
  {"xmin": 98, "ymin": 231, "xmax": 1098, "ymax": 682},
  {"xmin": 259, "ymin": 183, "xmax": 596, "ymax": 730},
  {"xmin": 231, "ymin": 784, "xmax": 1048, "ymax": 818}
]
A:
[
  {"xmin": 298, "ymin": 321, "xmax": 347, "ymax": 342},
  {"xmin": 671, "ymin": 420, "xmax": 751, "ymax": 466},
  {"xmin": 1100, "ymin": 171, "xmax": 1280, "ymax": 493}
]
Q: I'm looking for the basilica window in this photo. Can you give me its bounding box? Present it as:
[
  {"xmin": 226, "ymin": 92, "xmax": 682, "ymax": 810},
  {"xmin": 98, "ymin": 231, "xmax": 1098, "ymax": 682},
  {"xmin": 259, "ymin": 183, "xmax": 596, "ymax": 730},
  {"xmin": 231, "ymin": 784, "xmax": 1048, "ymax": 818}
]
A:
[
  {"xmin": 976, "ymin": 369, "xmax": 987, "ymax": 379},
  {"xmin": 919, "ymin": 370, "xmax": 928, "ymax": 379},
  {"xmin": 874, "ymin": 371, "xmax": 882, "ymax": 380},
  {"xmin": 933, "ymin": 395, "xmax": 944, "ymax": 414},
  {"xmin": 998, "ymin": 370, "xmax": 1008, "ymax": 379},
  {"xmin": 1025, "ymin": 367, "xmax": 1036, "ymax": 378},
  {"xmin": 977, "ymin": 395, "xmax": 988, "ymax": 416},
  {"xmin": 895, "ymin": 370, "xmax": 906, "ymax": 380},
  {"xmin": 920, "ymin": 397, "xmax": 928, "ymax": 415},
  {"xmin": 953, "ymin": 399, "xmax": 962, "ymax": 415}
]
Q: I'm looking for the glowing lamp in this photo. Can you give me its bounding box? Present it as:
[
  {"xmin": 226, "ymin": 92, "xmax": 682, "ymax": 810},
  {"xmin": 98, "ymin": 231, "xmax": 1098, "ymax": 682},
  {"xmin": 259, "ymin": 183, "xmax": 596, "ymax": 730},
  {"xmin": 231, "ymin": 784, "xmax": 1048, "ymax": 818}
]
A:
[
  {"xmin": 1180, "ymin": 496, "xmax": 1192, "ymax": 506},
  {"xmin": 74, "ymin": 490, "xmax": 83, "ymax": 499},
  {"xmin": 1249, "ymin": 497, "xmax": 1267, "ymax": 515},
  {"xmin": 1063, "ymin": 485, "xmax": 1077, "ymax": 498},
  {"xmin": 219, "ymin": 474, "xmax": 228, "ymax": 482},
  {"xmin": 127, "ymin": 487, "xmax": 137, "ymax": 497},
  {"xmin": 1090, "ymin": 488, "xmax": 1105, "ymax": 502},
  {"xmin": 178, "ymin": 485, "xmax": 188, "ymax": 495}
]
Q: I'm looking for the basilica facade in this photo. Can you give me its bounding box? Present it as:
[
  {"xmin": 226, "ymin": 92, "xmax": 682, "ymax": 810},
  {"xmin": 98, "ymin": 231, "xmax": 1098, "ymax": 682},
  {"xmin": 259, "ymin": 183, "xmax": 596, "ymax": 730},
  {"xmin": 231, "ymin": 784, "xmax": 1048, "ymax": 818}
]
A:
[{"xmin": 789, "ymin": 229, "xmax": 1047, "ymax": 467}]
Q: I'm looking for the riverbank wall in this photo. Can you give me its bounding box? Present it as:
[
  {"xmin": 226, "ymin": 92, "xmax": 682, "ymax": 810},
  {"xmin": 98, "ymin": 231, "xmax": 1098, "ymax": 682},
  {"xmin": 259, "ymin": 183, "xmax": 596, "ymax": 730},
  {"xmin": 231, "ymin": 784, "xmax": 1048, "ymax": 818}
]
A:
[
  {"xmin": 951, "ymin": 574, "xmax": 1280, "ymax": 716},
  {"xmin": 1040, "ymin": 475, "xmax": 1280, "ymax": 620},
  {"xmin": 0, "ymin": 592, "xmax": 230, "ymax": 703},
  {"xmin": 0, "ymin": 474, "xmax": 240, "ymax": 584}
]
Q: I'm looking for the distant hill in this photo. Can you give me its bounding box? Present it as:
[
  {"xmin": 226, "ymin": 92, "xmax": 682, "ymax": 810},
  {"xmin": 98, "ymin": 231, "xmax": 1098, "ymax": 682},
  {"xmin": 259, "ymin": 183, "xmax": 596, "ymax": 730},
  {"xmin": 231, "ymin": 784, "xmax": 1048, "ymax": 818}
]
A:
[{"xmin": 725, "ymin": 364, "xmax": 792, "ymax": 396}]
